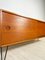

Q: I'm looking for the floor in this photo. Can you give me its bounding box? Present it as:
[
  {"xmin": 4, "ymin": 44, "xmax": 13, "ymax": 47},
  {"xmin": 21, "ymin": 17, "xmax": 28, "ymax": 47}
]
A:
[{"xmin": 0, "ymin": 37, "xmax": 45, "ymax": 60}]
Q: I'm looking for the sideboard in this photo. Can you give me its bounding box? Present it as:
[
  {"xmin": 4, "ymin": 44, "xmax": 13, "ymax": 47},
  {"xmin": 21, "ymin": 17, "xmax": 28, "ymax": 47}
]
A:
[{"xmin": 0, "ymin": 9, "xmax": 45, "ymax": 60}]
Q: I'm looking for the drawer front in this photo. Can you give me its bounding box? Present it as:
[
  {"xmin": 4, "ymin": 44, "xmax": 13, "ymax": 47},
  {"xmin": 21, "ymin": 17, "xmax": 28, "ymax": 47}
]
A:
[{"xmin": 2, "ymin": 11, "xmax": 38, "ymax": 47}]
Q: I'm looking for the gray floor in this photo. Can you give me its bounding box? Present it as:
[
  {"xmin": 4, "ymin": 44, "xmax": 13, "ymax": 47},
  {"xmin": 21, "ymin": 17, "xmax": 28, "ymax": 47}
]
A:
[{"xmin": 0, "ymin": 37, "xmax": 45, "ymax": 60}]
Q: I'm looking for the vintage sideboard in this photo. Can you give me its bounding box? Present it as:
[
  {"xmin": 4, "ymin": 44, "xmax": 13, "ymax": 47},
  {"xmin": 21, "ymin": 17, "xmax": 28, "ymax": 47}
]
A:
[
  {"xmin": 0, "ymin": 9, "xmax": 45, "ymax": 60},
  {"xmin": 0, "ymin": 9, "xmax": 45, "ymax": 47}
]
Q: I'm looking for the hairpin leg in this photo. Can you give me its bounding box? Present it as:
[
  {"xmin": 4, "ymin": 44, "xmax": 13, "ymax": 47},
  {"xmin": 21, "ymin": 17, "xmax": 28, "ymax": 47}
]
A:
[
  {"xmin": 1, "ymin": 47, "xmax": 2, "ymax": 60},
  {"xmin": 1, "ymin": 46, "xmax": 8, "ymax": 60},
  {"xmin": 4, "ymin": 46, "xmax": 8, "ymax": 60}
]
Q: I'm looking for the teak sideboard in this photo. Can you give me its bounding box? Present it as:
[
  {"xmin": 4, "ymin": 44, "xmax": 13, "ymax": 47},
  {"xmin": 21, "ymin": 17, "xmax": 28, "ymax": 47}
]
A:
[
  {"xmin": 0, "ymin": 9, "xmax": 45, "ymax": 47},
  {"xmin": 0, "ymin": 9, "xmax": 45, "ymax": 60}
]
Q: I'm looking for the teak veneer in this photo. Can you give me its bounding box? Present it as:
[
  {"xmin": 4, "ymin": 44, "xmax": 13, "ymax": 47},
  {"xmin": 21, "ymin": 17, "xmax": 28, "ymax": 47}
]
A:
[{"xmin": 0, "ymin": 9, "xmax": 45, "ymax": 47}]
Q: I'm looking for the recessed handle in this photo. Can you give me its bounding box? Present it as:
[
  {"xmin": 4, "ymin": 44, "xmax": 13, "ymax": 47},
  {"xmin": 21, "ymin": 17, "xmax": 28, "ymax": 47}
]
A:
[{"xmin": 5, "ymin": 25, "xmax": 11, "ymax": 30}]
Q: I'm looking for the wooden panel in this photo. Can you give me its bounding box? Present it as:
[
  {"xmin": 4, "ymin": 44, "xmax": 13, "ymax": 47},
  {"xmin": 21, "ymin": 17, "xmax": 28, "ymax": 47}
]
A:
[
  {"xmin": 37, "ymin": 22, "xmax": 45, "ymax": 37},
  {"xmin": 1, "ymin": 10, "xmax": 45, "ymax": 47}
]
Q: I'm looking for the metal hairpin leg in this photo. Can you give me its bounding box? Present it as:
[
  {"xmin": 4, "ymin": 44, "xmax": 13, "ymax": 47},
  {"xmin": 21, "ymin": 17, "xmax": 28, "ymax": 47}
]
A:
[
  {"xmin": 1, "ymin": 47, "xmax": 2, "ymax": 60},
  {"xmin": 4, "ymin": 46, "xmax": 8, "ymax": 60},
  {"xmin": 1, "ymin": 46, "xmax": 8, "ymax": 60}
]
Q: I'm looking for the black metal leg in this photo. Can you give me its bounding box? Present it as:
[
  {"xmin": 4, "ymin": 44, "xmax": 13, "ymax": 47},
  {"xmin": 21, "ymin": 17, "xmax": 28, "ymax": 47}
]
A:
[
  {"xmin": 1, "ymin": 46, "xmax": 8, "ymax": 60},
  {"xmin": 4, "ymin": 46, "xmax": 8, "ymax": 60},
  {"xmin": 1, "ymin": 47, "xmax": 2, "ymax": 60}
]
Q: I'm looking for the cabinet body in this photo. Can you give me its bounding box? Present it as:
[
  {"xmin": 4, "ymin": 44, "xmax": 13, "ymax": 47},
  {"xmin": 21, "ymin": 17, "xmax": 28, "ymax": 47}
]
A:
[{"xmin": 0, "ymin": 9, "xmax": 45, "ymax": 47}]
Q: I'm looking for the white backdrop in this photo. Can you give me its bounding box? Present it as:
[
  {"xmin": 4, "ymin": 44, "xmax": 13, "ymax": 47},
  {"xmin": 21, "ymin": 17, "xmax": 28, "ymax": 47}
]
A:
[{"xmin": 0, "ymin": 0, "xmax": 45, "ymax": 21}]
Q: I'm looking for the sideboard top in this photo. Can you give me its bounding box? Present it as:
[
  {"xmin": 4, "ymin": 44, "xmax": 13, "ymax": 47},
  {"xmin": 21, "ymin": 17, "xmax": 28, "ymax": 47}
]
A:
[{"xmin": 0, "ymin": 9, "xmax": 45, "ymax": 23}]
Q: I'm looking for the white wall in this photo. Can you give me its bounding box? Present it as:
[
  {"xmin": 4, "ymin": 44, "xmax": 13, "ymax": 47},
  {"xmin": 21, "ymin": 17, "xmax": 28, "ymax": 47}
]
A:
[
  {"xmin": 0, "ymin": 0, "xmax": 45, "ymax": 21},
  {"xmin": 44, "ymin": 0, "xmax": 45, "ymax": 20}
]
